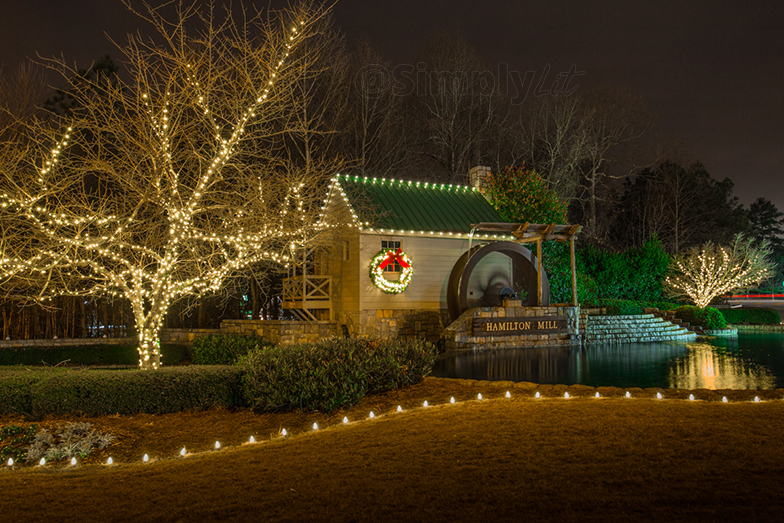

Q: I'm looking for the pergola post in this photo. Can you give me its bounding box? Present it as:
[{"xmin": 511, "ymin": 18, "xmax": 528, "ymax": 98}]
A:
[
  {"xmin": 570, "ymin": 237, "xmax": 578, "ymax": 307},
  {"xmin": 536, "ymin": 238, "xmax": 543, "ymax": 306}
]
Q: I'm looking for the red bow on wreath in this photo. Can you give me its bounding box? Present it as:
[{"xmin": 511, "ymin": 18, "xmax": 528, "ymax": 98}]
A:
[{"xmin": 378, "ymin": 247, "xmax": 410, "ymax": 270}]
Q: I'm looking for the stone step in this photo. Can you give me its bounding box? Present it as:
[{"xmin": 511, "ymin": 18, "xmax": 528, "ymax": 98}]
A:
[
  {"xmin": 585, "ymin": 329, "xmax": 694, "ymax": 338},
  {"xmin": 587, "ymin": 313, "xmax": 655, "ymax": 320},
  {"xmin": 585, "ymin": 327, "xmax": 692, "ymax": 337},
  {"xmin": 583, "ymin": 313, "xmax": 697, "ymax": 344},
  {"xmin": 585, "ymin": 323, "xmax": 686, "ymax": 333},
  {"xmin": 586, "ymin": 316, "xmax": 668, "ymax": 325},
  {"xmin": 585, "ymin": 330, "xmax": 690, "ymax": 338}
]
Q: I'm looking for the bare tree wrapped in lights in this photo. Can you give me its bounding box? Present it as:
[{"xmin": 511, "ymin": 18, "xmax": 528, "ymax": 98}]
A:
[
  {"xmin": 0, "ymin": 2, "xmax": 337, "ymax": 369},
  {"xmin": 664, "ymin": 235, "xmax": 774, "ymax": 309}
]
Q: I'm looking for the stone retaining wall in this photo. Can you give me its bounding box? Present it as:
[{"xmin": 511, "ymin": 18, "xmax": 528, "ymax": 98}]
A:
[
  {"xmin": 159, "ymin": 328, "xmax": 220, "ymax": 346},
  {"xmin": 0, "ymin": 328, "xmax": 222, "ymax": 349},
  {"xmin": 220, "ymin": 320, "xmax": 338, "ymax": 346},
  {"xmin": 444, "ymin": 301, "xmax": 580, "ymax": 351},
  {"xmin": 731, "ymin": 324, "xmax": 784, "ymax": 332},
  {"xmin": 702, "ymin": 328, "xmax": 738, "ymax": 337},
  {"xmin": 0, "ymin": 337, "xmax": 136, "ymax": 349}
]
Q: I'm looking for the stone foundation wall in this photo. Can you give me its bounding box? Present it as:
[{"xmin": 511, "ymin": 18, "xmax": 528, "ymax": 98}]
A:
[
  {"xmin": 0, "ymin": 328, "xmax": 221, "ymax": 349},
  {"xmin": 335, "ymin": 309, "xmax": 446, "ymax": 344},
  {"xmin": 220, "ymin": 320, "xmax": 338, "ymax": 346},
  {"xmin": 444, "ymin": 300, "xmax": 580, "ymax": 351},
  {"xmin": 159, "ymin": 328, "xmax": 220, "ymax": 346}
]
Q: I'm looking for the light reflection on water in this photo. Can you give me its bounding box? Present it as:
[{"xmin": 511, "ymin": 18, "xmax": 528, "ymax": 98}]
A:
[
  {"xmin": 667, "ymin": 343, "xmax": 775, "ymax": 390},
  {"xmin": 432, "ymin": 333, "xmax": 784, "ymax": 390}
]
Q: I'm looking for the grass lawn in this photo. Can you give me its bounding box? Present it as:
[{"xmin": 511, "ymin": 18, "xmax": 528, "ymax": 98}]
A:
[{"xmin": 2, "ymin": 378, "xmax": 784, "ymax": 522}]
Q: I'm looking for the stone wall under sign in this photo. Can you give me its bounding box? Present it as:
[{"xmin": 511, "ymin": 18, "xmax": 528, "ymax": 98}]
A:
[
  {"xmin": 336, "ymin": 309, "xmax": 446, "ymax": 344},
  {"xmin": 444, "ymin": 300, "xmax": 580, "ymax": 351}
]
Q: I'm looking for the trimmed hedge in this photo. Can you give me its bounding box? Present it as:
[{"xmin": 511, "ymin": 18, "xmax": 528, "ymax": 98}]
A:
[
  {"xmin": 720, "ymin": 307, "xmax": 782, "ymax": 325},
  {"xmin": 239, "ymin": 337, "xmax": 439, "ymax": 413},
  {"xmin": 0, "ymin": 366, "xmax": 245, "ymax": 416},
  {"xmin": 675, "ymin": 305, "xmax": 727, "ymax": 330},
  {"xmin": 588, "ymin": 299, "xmax": 681, "ymax": 315},
  {"xmin": 192, "ymin": 333, "xmax": 272, "ymax": 365},
  {"xmin": 0, "ymin": 338, "xmax": 440, "ymax": 416},
  {"xmin": 0, "ymin": 372, "xmax": 41, "ymax": 415},
  {"xmin": 0, "ymin": 344, "xmax": 188, "ymax": 367}
]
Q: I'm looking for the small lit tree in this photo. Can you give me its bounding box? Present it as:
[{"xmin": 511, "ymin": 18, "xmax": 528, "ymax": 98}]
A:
[
  {"xmin": 664, "ymin": 235, "xmax": 774, "ymax": 308},
  {"xmin": 0, "ymin": 2, "xmax": 336, "ymax": 369}
]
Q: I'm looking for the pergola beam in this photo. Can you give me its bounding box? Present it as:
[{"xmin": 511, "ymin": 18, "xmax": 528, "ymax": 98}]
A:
[{"xmin": 472, "ymin": 222, "xmax": 583, "ymax": 307}]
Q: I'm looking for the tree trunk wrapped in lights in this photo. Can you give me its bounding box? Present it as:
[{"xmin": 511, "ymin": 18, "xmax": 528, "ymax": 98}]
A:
[
  {"xmin": 664, "ymin": 235, "xmax": 774, "ymax": 309},
  {"xmin": 0, "ymin": 2, "xmax": 337, "ymax": 369}
]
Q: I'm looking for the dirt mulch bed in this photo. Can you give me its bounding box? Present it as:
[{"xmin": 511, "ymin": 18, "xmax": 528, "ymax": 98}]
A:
[{"xmin": 2, "ymin": 378, "xmax": 784, "ymax": 522}]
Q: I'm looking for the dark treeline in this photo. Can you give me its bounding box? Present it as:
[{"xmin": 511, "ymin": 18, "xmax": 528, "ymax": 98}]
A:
[{"xmin": 2, "ymin": 20, "xmax": 782, "ymax": 338}]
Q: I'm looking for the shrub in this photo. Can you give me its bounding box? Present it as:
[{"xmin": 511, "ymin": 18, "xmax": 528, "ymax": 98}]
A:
[
  {"xmin": 675, "ymin": 305, "xmax": 728, "ymax": 330},
  {"xmin": 0, "ymin": 366, "xmax": 246, "ymax": 416},
  {"xmin": 25, "ymin": 422, "xmax": 116, "ymax": 462},
  {"xmin": 0, "ymin": 371, "xmax": 50, "ymax": 415},
  {"xmin": 578, "ymin": 236, "xmax": 670, "ymax": 302},
  {"xmin": 192, "ymin": 333, "xmax": 272, "ymax": 365},
  {"xmin": 543, "ymin": 242, "xmax": 598, "ymax": 304},
  {"xmin": 720, "ymin": 307, "xmax": 782, "ymax": 325},
  {"xmin": 0, "ymin": 424, "xmax": 38, "ymax": 463},
  {"xmin": 239, "ymin": 337, "xmax": 438, "ymax": 413},
  {"xmin": 586, "ymin": 299, "xmax": 681, "ymax": 315}
]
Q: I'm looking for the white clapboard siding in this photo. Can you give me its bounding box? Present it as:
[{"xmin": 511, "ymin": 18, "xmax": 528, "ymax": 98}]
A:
[
  {"xmin": 319, "ymin": 181, "xmax": 515, "ymax": 314},
  {"xmin": 359, "ymin": 233, "xmax": 502, "ymax": 310}
]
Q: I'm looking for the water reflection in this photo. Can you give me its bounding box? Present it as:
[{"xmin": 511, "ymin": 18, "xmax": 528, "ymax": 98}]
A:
[
  {"xmin": 668, "ymin": 342, "xmax": 776, "ymax": 390},
  {"xmin": 432, "ymin": 333, "xmax": 784, "ymax": 390}
]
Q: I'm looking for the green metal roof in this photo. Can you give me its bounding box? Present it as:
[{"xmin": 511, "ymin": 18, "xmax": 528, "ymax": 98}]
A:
[{"xmin": 335, "ymin": 174, "xmax": 506, "ymax": 234}]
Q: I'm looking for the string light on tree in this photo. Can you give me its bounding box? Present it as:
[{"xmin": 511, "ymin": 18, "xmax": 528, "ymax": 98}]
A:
[
  {"xmin": 664, "ymin": 235, "xmax": 773, "ymax": 309},
  {"xmin": 0, "ymin": 3, "xmax": 331, "ymax": 370}
]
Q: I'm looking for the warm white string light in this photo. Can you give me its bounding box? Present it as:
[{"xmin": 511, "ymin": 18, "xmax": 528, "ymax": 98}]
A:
[
  {"xmin": 0, "ymin": 14, "xmax": 319, "ymax": 370},
  {"xmin": 7, "ymin": 391, "xmax": 769, "ymax": 469},
  {"xmin": 317, "ymin": 174, "xmax": 514, "ymax": 240},
  {"xmin": 665, "ymin": 236, "xmax": 772, "ymax": 309}
]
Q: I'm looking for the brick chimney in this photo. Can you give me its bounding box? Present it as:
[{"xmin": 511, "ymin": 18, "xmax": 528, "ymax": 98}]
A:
[{"xmin": 469, "ymin": 165, "xmax": 491, "ymax": 192}]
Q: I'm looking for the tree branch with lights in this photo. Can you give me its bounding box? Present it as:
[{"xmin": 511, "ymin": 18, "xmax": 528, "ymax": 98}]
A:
[
  {"xmin": 664, "ymin": 234, "xmax": 774, "ymax": 309},
  {"xmin": 0, "ymin": 1, "xmax": 337, "ymax": 369}
]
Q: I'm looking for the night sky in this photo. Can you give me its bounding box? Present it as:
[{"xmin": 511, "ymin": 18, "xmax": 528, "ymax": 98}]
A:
[{"xmin": 1, "ymin": 1, "xmax": 782, "ymax": 211}]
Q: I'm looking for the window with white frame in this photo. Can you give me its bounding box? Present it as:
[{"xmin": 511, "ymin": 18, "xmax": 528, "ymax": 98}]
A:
[{"xmin": 381, "ymin": 240, "xmax": 401, "ymax": 272}]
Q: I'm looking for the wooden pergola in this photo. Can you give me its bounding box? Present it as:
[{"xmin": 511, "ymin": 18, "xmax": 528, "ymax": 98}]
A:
[{"xmin": 472, "ymin": 222, "xmax": 582, "ymax": 307}]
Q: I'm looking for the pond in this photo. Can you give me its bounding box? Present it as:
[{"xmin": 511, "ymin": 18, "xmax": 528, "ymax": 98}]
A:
[{"xmin": 432, "ymin": 333, "xmax": 784, "ymax": 390}]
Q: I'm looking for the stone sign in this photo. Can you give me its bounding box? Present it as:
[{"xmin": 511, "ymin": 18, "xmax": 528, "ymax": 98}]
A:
[{"xmin": 472, "ymin": 315, "xmax": 568, "ymax": 337}]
